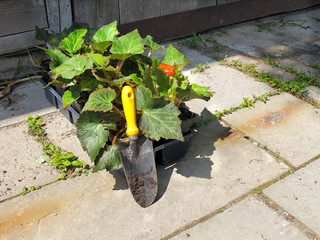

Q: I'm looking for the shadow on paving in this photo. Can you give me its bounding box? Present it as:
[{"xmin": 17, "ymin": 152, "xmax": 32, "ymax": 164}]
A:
[{"xmin": 109, "ymin": 108, "xmax": 232, "ymax": 202}]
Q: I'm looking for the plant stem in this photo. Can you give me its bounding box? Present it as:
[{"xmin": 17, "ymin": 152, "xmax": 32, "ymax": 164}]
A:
[
  {"xmin": 116, "ymin": 60, "xmax": 125, "ymax": 74},
  {"xmin": 113, "ymin": 105, "xmax": 125, "ymax": 118},
  {"xmin": 112, "ymin": 127, "xmax": 126, "ymax": 146},
  {"xmin": 91, "ymin": 68, "xmax": 118, "ymax": 87}
]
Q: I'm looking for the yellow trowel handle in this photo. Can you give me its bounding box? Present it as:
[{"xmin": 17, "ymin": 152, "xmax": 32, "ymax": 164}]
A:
[{"xmin": 122, "ymin": 86, "xmax": 139, "ymax": 137}]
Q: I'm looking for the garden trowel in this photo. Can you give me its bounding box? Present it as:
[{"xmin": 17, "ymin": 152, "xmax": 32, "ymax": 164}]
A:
[{"xmin": 119, "ymin": 86, "xmax": 158, "ymax": 208}]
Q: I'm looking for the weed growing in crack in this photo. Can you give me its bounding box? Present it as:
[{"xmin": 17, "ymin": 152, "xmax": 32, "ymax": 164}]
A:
[
  {"xmin": 26, "ymin": 115, "xmax": 89, "ymax": 180},
  {"xmin": 256, "ymin": 187, "xmax": 263, "ymax": 194},
  {"xmin": 191, "ymin": 62, "xmax": 209, "ymax": 74},
  {"xmin": 185, "ymin": 33, "xmax": 201, "ymax": 49},
  {"xmin": 22, "ymin": 186, "xmax": 41, "ymax": 196},
  {"xmin": 194, "ymin": 92, "xmax": 274, "ymax": 127},
  {"xmin": 310, "ymin": 63, "xmax": 320, "ymax": 70},
  {"xmin": 220, "ymin": 59, "xmax": 319, "ymax": 100},
  {"xmin": 26, "ymin": 115, "xmax": 46, "ymax": 143}
]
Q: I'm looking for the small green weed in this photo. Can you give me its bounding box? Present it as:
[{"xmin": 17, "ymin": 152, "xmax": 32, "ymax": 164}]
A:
[
  {"xmin": 194, "ymin": 92, "xmax": 272, "ymax": 127},
  {"xmin": 239, "ymin": 97, "xmax": 255, "ymax": 109},
  {"xmin": 191, "ymin": 62, "xmax": 209, "ymax": 74},
  {"xmin": 257, "ymin": 22, "xmax": 273, "ymax": 32},
  {"xmin": 310, "ymin": 63, "xmax": 320, "ymax": 70},
  {"xmin": 310, "ymin": 101, "xmax": 318, "ymax": 107},
  {"xmin": 216, "ymin": 30, "xmax": 228, "ymax": 36},
  {"xmin": 185, "ymin": 33, "xmax": 201, "ymax": 49},
  {"xmin": 22, "ymin": 186, "xmax": 41, "ymax": 196},
  {"xmin": 220, "ymin": 59, "xmax": 319, "ymax": 99},
  {"xmin": 37, "ymin": 143, "xmax": 89, "ymax": 179},
  {"xmin": 26, "ymin": 115, "xmax": 46, "ymax": 142},
  {"xmin": 212, "ymin": 42, "xmax": 226, "ymax": 52},
  {"xmin": 256, "ymin": 187, "xmax": 263, "ymax": 194},
  {"xmin": 27, "ymin": 115, "xmax": 89, "ymax": 180}
]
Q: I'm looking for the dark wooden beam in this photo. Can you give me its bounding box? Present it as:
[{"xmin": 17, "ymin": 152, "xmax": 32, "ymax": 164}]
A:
[{"xmin": 118, "ymin": 0, "xmax": 320, "ymax": 41}]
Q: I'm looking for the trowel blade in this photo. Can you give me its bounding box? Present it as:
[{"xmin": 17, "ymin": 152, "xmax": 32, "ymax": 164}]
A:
[{"xmin": 119, "ymin": 138, "xmax": 157, "ymax": 208}]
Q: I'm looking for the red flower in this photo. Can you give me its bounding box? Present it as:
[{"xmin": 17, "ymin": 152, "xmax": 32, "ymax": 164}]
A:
[{"xmin": 158, "ymin": 64, "xmax": 175, "ymax": 77}]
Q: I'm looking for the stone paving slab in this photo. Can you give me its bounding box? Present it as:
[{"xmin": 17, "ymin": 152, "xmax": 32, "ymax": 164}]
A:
[
  {"xmin": 0, "ymin": 80, "xmax": 56, "ymax": 128},
  {"xmin": 0, "ymin": 120, "xmax": 288, "ymax": 240},
  {"xmin": 171, "ymin": 196, "xmax": 308, "ymax": 240},
  {"xmin": 0, "ymin": 121, "xmax": 59, "ymax": 201},
  {"xmin": 264, "ymin": 159, "xmax": 320, "ymax": 236},
  {"xmin": 185, "ymin": 62, "xmax": 275, "ymax": 115},
  {"xmin": 0, "ymin": 111, "xmax": 91, "ymax": 201},
  {"xmin": 212, "ymin": 8, "xmax": 320, "ymax": 59},
  {"xmin": 223, "ymin": 92, "xmax": 320, "ymax": 167}
]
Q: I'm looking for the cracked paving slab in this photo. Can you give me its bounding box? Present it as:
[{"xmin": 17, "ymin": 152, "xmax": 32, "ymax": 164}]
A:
[
  {"xmin": 223, "ymin": 92, "xmax": 320, "ymax": 168},
  {"xmin": 0, "ymin": 111, "xmax": 90, "ymax": 201},
  {"xmin": 264, "ymin": 159, "xmax": 320, "ymax": 236},
  {"xmin": 0, "ymin": 120, "xmax": 288, "ymax": 240},
  {"xmin": 171, "ymin": 196, "xmax": 308, "ymax": 240}
]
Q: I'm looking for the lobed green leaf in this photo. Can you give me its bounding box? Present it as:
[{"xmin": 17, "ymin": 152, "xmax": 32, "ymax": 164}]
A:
[
  {"xmin": 93, "ymin": 145, "xmax": 122, "ymax": 172},
  {"xmin": 59, "ymin": 29, "xmax": 87, "ymax": 55},
  {"xmin": 162, "ymin": 44, "xmax": 189, "ymax": 71},
  {"xmin": 76, "ymin": 112, "xmax": 110, "ymax": 161},
  {"xmin": 110, "ymin": 29, "xmax": 144, "ymax": 60},
  {"xmin": 82, "ymin": 88, "xmax": 116, "ymax": 112},
  {"xmin": 52, "ymin": 55, "xmax": 93, "ymax": 79}
]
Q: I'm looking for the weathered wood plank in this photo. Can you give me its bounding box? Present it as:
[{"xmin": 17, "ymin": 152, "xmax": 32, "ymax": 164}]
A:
[
  {"xmin": 217, "ymin": 0, "xmax": 240, "ymax": 5},
  {"xmin": 0, "ymin": 0, "xmax": 48, "ymax": 37},
  {"xmin": 59, "ymin": 0, "xmax": 72, "ymax": 30},
  {"xmin": 0, "ymin": 31, "xmax": 43, "ymax": 55},
  {"xmin": 72, "ymin": 0, "xmax": 119, "ymax": 29},
  {"xmin": 161, "ymin": 0, "xmax": 198, "ymax": 16},
  {"xmin": 197, "ymin": 0, "xmax": 217, "ymax": 8},
  {"xmin": 119, "ymin": 0, "xmax": 160, "ymax": 24},
  {"xmin": 119, "ymin": 0, "xmax": 320, "ymax": 41},
  {"xmin": 72, "ymin": 0, "xmax": 96, "ymax": 27},
  {"xmin": 45, "ymin": 0, "xmax": 60, "ymax": 33},
  {"xmin": 94, "ymin": 0, "xmax": 119, "ymax": 27}
]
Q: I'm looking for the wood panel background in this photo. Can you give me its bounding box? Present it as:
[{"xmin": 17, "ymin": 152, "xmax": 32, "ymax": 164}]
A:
[
  {"xmin": 72, "ymin": 0, "xmax": 240, "ymax": 27},
  {"xmin": 0, "ymin": 0, "xmax": 72, "ymax": 55},
  {"xmin": 0, "ymin": 0, "xmax": 47, "ymax": 37}
]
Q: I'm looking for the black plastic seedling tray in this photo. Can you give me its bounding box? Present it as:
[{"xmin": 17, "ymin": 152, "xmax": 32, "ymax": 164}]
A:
[{"xmin": 41, "ymin": 78, "xmax": 192, "ymax": 164}]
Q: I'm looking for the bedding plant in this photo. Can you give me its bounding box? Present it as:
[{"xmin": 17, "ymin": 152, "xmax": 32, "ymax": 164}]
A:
[{"xmin": 36, "ymin": 21, "xmax": 214, "ymax": 172}]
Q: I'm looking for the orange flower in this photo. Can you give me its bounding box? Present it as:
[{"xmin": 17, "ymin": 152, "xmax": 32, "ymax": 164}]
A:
[{"xmin": 158, "ymin": 64, "xmax": 175, "ymax": 77}]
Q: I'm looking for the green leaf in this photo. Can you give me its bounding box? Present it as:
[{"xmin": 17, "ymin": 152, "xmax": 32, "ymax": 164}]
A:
[
  {"xmin": 76, "ymin": 112, "xmax": 110, "ymax": 161},
  {"xmin": 36, "ymin": 154, "xmax": 50, "ymax": 164},
  {"xmin": 135, "ymin": 87, "xmax": 153, "ymax": 110},
  {"xmin": 191, "ymin": 84, "xmax": 214, "ymax": 98},
  {"xmin": 140, "ymin": 102, "xmax": 183, "ymax": 141},
  {"xmin": 135, "ymin": 87, "xmax": 183, "ymax": 141},
  {"xmin": 177, "ymin": 84, "xmax": 214, "ymax": 101},
  {"xmin": 62, "ymin": 86, "xmax": 81, "ymax": 110},
  {"xmin": 59, "ymin": 29, "xmax": 87, "ymax": 55},
  {"xmin": 52, "ymin": 55, "xmax": 92, "ymax": 79},
  {"xmin": 162, "ymin": 44, "xmax": 189, "ymax": 70},
  {"xmin": 38, "ymin": 47, "xmax": 69, "ymax": 67},
  {"xmin": 93, "ymin": 21, "xmax": 119, "ymax": 43},
  {"xmin": 82, "ymin": 88, "xmax": 116, "ymax": 112},
  {"xmin": 110, "ymin": 29, "xmax": 144, "ymax": 60},
  {"xmin": 80, "ymin": 76, "xmax": 102, "ymax": 91},
  {"xmin": 87, "ymin": 53, "xmax": 110, "ymax": 69},
  {"xmin": 151, "ymin": 61, "xmax": 170, "ymax": 96},
  {"xmin": 143, "ymin": 35, "xmax": 161, "ymax": 53},
  {"xmin": 91, "ymin": 42, "xmax": 112, "ymax": 53},
  {"xmin": 141, "ymin": 66, "xmax": 156, "ymax": 95},
  {"xmin": 93, "ymin": 145, "xmax": 122, "ymax": 172}
]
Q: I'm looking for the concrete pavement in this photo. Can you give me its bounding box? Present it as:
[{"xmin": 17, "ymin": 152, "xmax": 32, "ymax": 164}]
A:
[{"xmin": 1, "ymin": 6, "xmax": 320, "ymax": 240}]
